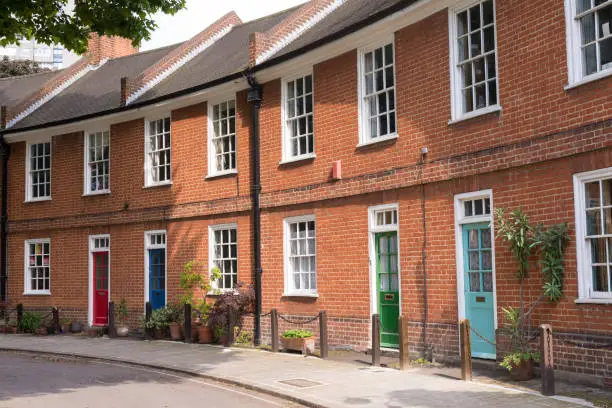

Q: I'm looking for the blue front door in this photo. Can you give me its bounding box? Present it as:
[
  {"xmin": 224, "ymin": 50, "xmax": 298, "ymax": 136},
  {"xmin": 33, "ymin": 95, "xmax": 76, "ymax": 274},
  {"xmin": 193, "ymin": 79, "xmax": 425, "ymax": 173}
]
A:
[
  {"xmin": 149, "ymin": 248, "xmax": 166, "ymax": 310},
  {"xmin": 462, "ymin": 223, "xmax": 496, "ymax": 359}
]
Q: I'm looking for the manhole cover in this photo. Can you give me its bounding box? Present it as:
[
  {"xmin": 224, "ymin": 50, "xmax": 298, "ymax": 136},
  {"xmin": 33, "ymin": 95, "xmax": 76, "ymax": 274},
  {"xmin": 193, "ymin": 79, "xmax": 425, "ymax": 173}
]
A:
[{"xmin": 278, "ymin": 378, "xmax": 323, "ymax": 388}]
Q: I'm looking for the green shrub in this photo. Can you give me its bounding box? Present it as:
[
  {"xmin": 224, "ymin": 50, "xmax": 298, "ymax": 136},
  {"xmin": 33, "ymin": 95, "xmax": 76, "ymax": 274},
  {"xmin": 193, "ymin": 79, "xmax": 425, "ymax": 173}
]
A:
[
  {"xmin": 20, "ymin": 312, "xmax": 41, "ymax": 333},
  {"xmin": 235, "ymin": 330, "xmax": 252, "ymax": 344},
  {"xmin": 281, "ymin": 329, "xmax": 313, "ymax": 339}
]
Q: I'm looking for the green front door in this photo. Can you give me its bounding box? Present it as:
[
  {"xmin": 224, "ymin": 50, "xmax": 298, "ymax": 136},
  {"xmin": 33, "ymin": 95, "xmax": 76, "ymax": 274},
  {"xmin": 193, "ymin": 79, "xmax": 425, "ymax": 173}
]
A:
[
  {"xmin": 462, "ymin": 223, "xmax": 496, "ymax": 359},
  {"xmin": 376, "ymin": 231, "xmax": 399, "ymax": 348}
]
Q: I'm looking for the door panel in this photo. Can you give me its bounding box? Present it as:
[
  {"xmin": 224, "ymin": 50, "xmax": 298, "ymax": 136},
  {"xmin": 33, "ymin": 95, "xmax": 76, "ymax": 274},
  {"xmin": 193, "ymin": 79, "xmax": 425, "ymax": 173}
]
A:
[
  {"xmin": 92, "ymin": 251, "xmax": 109, "ymax": 326},
  {"xmin": 376, "ymin": 232, "xmax": 399, "ymax": 348},
  {"xmin": 149, "ymin": 249, "xmax": 166, "ymax": 310},
  {"xmin": 463, "ymin": 223, "xmax": 496, "ymax": 358}
]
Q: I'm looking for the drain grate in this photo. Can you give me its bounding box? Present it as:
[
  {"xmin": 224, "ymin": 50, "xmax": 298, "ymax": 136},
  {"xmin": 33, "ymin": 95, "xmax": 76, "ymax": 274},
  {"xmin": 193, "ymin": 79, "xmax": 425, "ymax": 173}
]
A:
[{"xmin": 278, "ymin": 378, "xmax": 323, "ymax": 388}]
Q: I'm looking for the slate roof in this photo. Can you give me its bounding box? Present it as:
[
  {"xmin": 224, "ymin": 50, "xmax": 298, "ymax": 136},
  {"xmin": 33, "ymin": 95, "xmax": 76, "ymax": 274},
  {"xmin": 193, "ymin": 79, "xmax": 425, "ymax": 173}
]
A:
[{"xmin": 0, "ymin": 70, "xmax": 61, "ymax": 109}]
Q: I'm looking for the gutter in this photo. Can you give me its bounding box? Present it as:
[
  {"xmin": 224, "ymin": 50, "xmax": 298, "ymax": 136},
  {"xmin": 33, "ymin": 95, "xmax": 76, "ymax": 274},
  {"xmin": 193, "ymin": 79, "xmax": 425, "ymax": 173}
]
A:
[{"xmin": 2, "ymin": 0, "xmax": 421, "ymax": 136}]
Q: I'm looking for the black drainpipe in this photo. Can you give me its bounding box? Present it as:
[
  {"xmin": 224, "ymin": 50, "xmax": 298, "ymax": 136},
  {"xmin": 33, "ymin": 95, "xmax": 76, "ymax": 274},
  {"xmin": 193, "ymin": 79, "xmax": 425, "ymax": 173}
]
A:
[
  {"xmin": 245, "ymin": 71, "xmax": 263, "ymax": 346},
  {"xmin": 0, "ymin": 131, "xmax": 9, "ymax": 303}
]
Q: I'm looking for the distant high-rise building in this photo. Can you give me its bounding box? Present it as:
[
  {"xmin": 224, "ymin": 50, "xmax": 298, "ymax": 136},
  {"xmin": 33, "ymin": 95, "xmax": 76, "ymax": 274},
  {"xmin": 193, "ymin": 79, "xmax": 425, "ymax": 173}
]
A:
[{"xmin": 0, "ymin": 39, "xmax": 80, "ymax": 70}]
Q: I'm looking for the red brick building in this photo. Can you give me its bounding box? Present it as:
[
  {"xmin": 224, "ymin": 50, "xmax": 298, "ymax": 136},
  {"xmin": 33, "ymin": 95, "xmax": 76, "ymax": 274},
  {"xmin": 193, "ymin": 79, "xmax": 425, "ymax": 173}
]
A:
[{"xmin": 0, "ymin": 0, "xmax": 610, "ymax": 383}]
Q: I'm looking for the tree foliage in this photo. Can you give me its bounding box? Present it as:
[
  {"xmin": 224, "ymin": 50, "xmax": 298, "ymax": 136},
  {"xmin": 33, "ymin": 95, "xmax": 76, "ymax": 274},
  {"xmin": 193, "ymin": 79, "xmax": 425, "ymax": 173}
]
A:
[
  {"xmin": 0, "ymin": 56, "xmax": 50, "ymax": 78},
  {"xmin": 0, "ymin": 0, "xmax": 187, "ymax": 54}
]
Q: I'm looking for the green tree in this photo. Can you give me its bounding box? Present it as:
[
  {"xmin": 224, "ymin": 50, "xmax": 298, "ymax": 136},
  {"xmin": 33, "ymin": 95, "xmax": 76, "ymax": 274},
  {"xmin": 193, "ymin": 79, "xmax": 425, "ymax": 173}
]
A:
[
  {"xmin": 0, "ymin": 0, "xmax": 187, "ymax": 54},
  {"xmin": 0, "ymin": 56, "xmax": 50, "ymax": 78}
]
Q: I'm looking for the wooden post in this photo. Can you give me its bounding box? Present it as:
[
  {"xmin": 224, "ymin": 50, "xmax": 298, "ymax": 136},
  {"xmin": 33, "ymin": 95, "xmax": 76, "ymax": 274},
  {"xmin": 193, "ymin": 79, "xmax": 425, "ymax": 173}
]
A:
[
  {"xmin": 319, "ymin": 310, "xmax": 328, "ymax": 359},
  {"xmin": 184, "ymin": 303, "xmax": 192, "ymax": 344},
  {"xmin": 372, "ymin": 314, "xmax": 381, "ymax": 367},
  {"xmin": 399, "ymin": 315, "xmax": 409, "ymax": 370},
  {"xmin": 145, "ymin": 301, "xmax": 152, "ymax": 340},
  {"xmin": 225, "ymin": 306, "xmax": 235, "ymax": 347},
  {"xmin": 271, "ymin": 309, "xmax": 279, "ymax": 352},
  {"xmin": 108, "ymin": 302, "xmax": 116, "ymax": 338},
  {"xmin": 540, "ymin": 324, "xmax": 555, "ymax": 396},
  {"xmin": 16, "ymin": 303, "xmax": 23, "ymax": 329},
  {"xmin": 52, "ymin": 307, "xmax": 60, "ymax": 335},
  {"xmin": 460, "ymin": 319, "xmax": 472, "ymax": 381}
]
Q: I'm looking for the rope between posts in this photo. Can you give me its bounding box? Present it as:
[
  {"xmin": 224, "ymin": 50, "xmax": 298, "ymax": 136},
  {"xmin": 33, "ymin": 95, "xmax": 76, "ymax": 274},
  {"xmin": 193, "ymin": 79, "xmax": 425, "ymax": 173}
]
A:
[
  {"xmin": 278, "ymin": 314, "xmax": 319, "ymax": 325},
  {"xmin": 557, "ymin": 335, "xmax": 612, "ymax": 350},
  {"xmin": 469, "ymin": 326, "xmax": 497, "ymax": 346}
]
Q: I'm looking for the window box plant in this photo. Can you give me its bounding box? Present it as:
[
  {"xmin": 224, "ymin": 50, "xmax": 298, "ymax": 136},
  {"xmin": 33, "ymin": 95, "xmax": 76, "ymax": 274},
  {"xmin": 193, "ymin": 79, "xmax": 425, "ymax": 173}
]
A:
[
  {"xmin": 115, "ymin": 299, "xmax": 129, "ymax": 337},
  {"xmin": 281, "ymin": 329, "xmax": 315, "ymax": 355}
]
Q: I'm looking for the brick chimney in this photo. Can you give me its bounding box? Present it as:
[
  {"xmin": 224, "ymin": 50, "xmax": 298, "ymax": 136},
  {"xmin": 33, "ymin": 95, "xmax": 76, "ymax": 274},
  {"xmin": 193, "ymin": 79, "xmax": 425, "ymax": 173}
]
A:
[{"xmin": 87, "ymin": 34, "xmax": 139, "ymax": 65}]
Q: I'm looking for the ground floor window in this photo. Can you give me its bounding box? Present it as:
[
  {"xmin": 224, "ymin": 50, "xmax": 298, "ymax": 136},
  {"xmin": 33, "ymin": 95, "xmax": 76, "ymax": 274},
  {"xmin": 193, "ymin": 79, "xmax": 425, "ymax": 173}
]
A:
[
  {"xmin": 209, "ymin": 224, "xmax": 238, "ymax": 291},
  {"xmin": 24, "ymin": 239, "xmax": 50, "ymax": 294},
  {"xmin": 284, "ymin": 215, "xmax": 316, "ymax": 295}
]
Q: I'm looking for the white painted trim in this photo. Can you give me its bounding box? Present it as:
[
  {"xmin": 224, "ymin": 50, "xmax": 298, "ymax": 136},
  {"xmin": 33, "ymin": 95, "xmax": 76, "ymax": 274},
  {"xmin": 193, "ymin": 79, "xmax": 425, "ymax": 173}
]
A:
[
  {"xmin": 88, "ymin": 234, "xmax": 111, "ymax": 327},
  {"xmin": 453, "ymin": 189, "xmax": 497, "ymax": 357},
  {"xmin": 208, "ymin": 223, "xmax": 238, "ymax": 291},
  {"xmin": 23, "ymin": 238, "xmax": 51, "ymax": 296},
  {"xmin": 83, "ymin": 127, "xmax": 111, "ymax": 196},
  {"xmin": 283, "ymin": 214, "xmax": 318, "ymax": 297},
  {"xmin": 207, "ymin": 94, "xmax": 237, "ymax": 178},
  {"xmin": 143, "ymin": 114, "xmax": 172, "ymax": 187},
  {"xmin": 447, "ymin": 105, "xmax": 501, "ymax": 125},
  {"xmin": 367, "ymin": 203, "xmax": 401, "ymax": 347},
  {"xmin": 280, "ymin": 69, "xmax": 315, "ymax": 163},
  {"xmin": 24, "ymin": 139, "xmax": 52, "ymax": 203},
  {"xmin": 144, "ymin": 230, "xmax": 168, "ymax": 310},
  {"xmin": 573, "ymin": 167, "xmax": 612, "ymax": 302},
  {"xmin": 126, "ymin": 26, "xmax": 235, "ymax": 105},
  {"xmin": 256, "ymin": 0, "xmax": 348, "ymax": 64}
]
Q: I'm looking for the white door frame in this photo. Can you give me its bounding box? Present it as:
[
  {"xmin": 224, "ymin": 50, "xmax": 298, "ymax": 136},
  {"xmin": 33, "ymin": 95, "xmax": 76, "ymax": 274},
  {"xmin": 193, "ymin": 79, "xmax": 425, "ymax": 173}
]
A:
[
  {"xmin": 367, "ymin": 203, "xmax": 401, "ymax": 346},
  {"xmin": 453, "ymin": 190, "xmax": 498, "ymax": 357},
  {"xmin": 144, "ymin": 230, "xmax": 167, "ymax": 312},
  {"xmin": 88, "ymin": 234, "xmax": 110, "ymax": 327}
]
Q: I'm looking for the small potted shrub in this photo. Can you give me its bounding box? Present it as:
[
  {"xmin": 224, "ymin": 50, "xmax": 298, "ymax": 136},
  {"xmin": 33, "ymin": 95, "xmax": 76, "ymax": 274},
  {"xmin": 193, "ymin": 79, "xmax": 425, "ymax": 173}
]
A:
[
  {"xmin": 145, "ymin": 307, "xmax": 171, "ymax": 339},
  {"xmin": 167, "ymin": 304, "xmax": 184, "ymax": 341},
  {"xmin": 20, "ymin": 311, "xmax": 42, "ymax": 334},
  {"xmin": 115, "ymin": 299, "xmax": 129, "ymax": 337},
  {"xmin": 281, "ymin": 329, "xmax": 315, "ymax": 355}
]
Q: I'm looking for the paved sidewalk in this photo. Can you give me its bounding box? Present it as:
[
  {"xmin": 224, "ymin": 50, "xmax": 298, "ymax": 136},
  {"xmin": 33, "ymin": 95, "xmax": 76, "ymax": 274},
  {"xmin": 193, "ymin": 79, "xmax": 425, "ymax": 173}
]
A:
[{"xmin": 0, "ymin": 335, "xmax": 589, "ymax": 408}]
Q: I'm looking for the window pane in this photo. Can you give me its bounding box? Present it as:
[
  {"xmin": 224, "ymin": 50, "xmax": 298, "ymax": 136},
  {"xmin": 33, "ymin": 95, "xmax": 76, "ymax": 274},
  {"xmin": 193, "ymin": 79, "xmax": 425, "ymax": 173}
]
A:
[
  {"xmin": 458, "ymin": 11, "xmax": 468, "ymax": 36},
  {"xmin": 581, "ymin": 13, "xmax": 596, "ymax": 45},
  {"xmin": 585, "ymin": 182, "xmax": 601, "ymax": 207},
  {"xmin": 591, "ymin": 237, "xmax": 607, "ymax": 264},
  {"xmin": 577, "ymin": 0, "xmax": 591, "ymax": 14},
  {"xmin": 469, "ymin": 5, "xmax": 481, "ymax": 31},
  {"xmin": 592, "ymin": 265, "xmax": 609, "ymax": 291},
  {"xmin": 482, "ymin": 0, "xmax": 494, "ymax": 25},
  {"xmin": 601, "ymin": 37, "xmax": 612, "ymax": 71},
  {"xmin": 469, "ymin": 272, "xmax": 481, "ymax": 291},
  {"xmin": 584, "ymin": 44, "xmax": 598, "ymax": 76},
  {"xmin": 587, "ymin": 209, "xmax": 602, "ymax": 236},
  {"xmin": 464, "ymin": 201, "xmax": 473, "ymax": 217}
]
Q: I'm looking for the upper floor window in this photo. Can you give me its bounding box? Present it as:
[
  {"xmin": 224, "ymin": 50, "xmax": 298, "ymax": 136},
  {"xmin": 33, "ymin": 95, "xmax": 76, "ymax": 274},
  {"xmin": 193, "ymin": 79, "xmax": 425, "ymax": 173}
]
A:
[
  {"xmin": 574, "ymin": 168, "xmax": 612, "ymax": 302},
  {"xmin": 358, "ymin": 40, "xmax": 397, "ymax": 145},
  {"xmin": 565, "ymin": 0, "xmax": 612, "ymax": 85},
  {"xmin": 282, "ymin": 73, "xmax": 314, "ymax": 162},
  {"xmin": 145, "ymin": 117, "xmax": 171, "ymax": 187},
  {"xmin": 449, "ymin": 0, "xmax": 499, "ymax": 120},
  {"xmin": 284, "ymin": 215, "xmax": 317, "ymax": 296},
  {"xmin": 25, "ymin": 239, "xmax": 50, "ymax": 295},
  {"xmin": 26, "ymin": 141, "xmax": 51, "ymax": 201},
  {"xmin": 209, "ymin": 224, "xmax": 238, "ymax": 291},
  {"xmin": 208, "ymin": 98, "xmax": 236, "ymax": 177},
  {"xmin": 84, "ymin": 130, "xmax": 110, "ymax": 194}
]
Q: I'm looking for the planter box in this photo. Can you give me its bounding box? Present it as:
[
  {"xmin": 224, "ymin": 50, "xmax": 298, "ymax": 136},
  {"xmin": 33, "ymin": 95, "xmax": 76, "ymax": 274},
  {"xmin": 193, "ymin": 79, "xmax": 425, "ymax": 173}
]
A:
[{"xmin": 281, "ymin": 336, "xmax": 315, "ymax": 355}]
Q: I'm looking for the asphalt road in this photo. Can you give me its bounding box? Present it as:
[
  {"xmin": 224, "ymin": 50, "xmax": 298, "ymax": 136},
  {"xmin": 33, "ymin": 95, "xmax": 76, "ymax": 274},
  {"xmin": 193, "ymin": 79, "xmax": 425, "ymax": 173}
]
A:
[{"xmin": 0, "ymin": 352, "xmax": 302, "ymax": 408}]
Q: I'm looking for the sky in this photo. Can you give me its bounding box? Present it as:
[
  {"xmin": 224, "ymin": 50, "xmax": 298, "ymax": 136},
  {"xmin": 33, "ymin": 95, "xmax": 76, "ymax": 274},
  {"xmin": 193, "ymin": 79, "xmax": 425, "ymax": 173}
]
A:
[{"xmin": 141, "ymin": 0, "xmax": 307, "ymax": 51}]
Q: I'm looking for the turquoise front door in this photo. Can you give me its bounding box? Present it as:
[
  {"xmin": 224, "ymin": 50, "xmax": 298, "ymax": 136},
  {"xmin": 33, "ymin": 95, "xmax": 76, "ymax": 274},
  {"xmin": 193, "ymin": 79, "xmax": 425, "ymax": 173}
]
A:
[{"xmin": 462, "ymin": 223, "xmax": 496, "ymax": 359}]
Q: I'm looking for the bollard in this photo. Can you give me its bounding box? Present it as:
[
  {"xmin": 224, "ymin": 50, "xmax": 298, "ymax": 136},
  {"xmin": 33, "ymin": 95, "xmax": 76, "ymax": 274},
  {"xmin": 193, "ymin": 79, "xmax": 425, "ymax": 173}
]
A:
[
  {"xmin": 399, "ymin": 315, "xmax": 409, "ymax": 370},
  {"xmin": 108, "ymin": 302, "xmax": 116, "ymax": 338},
  {"xmin": 460, "ymin": 319, "xmax": 472, "ymax": 381},
  {"xmin": 319, "ymin": 310, "xmax": 328, "ymax": 359},
  {"xmin": 184, "ymin": 303, "xmax": 192, "ymax": 344},
  {"xmin": 225, "ymin": 306, "xmax": 235, "ymax": 347},
  {"xmin": 17, "ymin": 303, "xmax": 23, "ymax": 329},
  {"xmin": 540, "ymin": 324, "xmax": 555, "ymax": 396},
  {"xmin": 372, "ymin": 314, "xmax": 381, "ymax": 367},
  {"xmin": 145, "ymin": 301, "xmax": 152, "ymax": 340},
  {"xmin": 271, "ymin": 309, "xmax": 279, "ymax": 352},
  {"xmin": 52, "ymin": 307, "xmax": 60, "ymax": 335}
]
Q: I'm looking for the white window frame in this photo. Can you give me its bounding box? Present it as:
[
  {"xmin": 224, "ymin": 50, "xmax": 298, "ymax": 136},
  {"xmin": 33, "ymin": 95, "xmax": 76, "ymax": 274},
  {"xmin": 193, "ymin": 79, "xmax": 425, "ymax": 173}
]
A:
[
  {"xmin": 357, "ymin": 36, "xmax": 398, "ymax": 147},
  {"xmin": 207, "ymin": 95, "xmax": 238, "ymax": 178},
  {"xmin": 24, "ymin": 238, "xmax": 51, "ymax": 295},
  {"xmin": 144, "ymin": 230, "xmax": 167, "ymax": 310},
  {"xmin": 144, "ymin": 115, "xmax": 172, "ymax": 188},
  {"xmin": 565, "ymin": 0, "xmax": 612, "ymax": 89},
  {"xmin": 208, "ymin": 223, "xmax": 238, "ymax": 292},
  {"xmin": 25, "ymin": 139, "xmax": 52, "ymax": 202},
  {"xmin": 573, "ymin": 168, "xmax": 612, "ymax": 303},
  {"xmin": 88, "ymin": 234, "xmax": 111, "ymax": 326},
  {"xmin": 283, "ymin": 214, "xmax": 318, "ymax": 297},
  {"xmin": 83, "ymin": 128, "xmax": 110, "ymax": 195},
  {"xmin": 281, "ymin": 70, "xmax": 316, "ymax": 164},
  {"xmin": 448, "ymin": 0, "xmax": 501, "ymax": 123}
]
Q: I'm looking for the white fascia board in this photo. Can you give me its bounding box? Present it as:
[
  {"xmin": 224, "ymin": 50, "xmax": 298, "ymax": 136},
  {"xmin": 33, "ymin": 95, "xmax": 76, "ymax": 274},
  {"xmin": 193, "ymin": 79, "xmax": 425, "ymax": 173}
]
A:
[
  {"xmin": 126, "ymin": 25, "xmax": 234, "ymax": 105},
  {"xmin": 255, "ymin": 0, "xmax": 347, "ymax": 65}
]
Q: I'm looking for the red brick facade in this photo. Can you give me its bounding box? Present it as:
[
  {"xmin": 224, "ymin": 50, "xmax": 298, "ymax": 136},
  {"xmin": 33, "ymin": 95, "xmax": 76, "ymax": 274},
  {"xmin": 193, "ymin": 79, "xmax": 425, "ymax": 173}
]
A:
[{"xmin": 2, "ymin": 0, "xmax": 611, "ymax": 383}]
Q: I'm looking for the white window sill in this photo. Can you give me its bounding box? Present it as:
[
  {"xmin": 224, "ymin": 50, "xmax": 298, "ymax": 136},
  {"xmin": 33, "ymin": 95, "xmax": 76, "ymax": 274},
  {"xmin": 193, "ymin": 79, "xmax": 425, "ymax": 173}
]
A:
[
  {"xmin": 206, "ymin": 170, "xmax": 238, "ymax": 180},
  {"xmin": 356, "ymin": 133, "xmax": 398, "ymax": 148},
  {"xmin": 575, "ymin": 297, "xmax": 612, "ymax": 305},
  {"xmin": 207, "ymin": 288, "xmax": 236, "ymax": 296},
  {"xmin": 448, "ymin": 105, "xmax": 502, "ymax": 125},
  {"xmin": 282, "ymin": 292, "xmax": 319, "ymax": 298},
  {"xmin": 24, "ymin": 197, "xmax": 52, "ymax": 203},
  {"xmin": 565, "ymin": 69, "xmax": 612, "ymax": 91},
  {"xmin": 143, "ymin": 181, "xmax": 173, "ymax": 189},
  {"xmin": 279, "ymin": 153, "xmax": 317, "ymax": 165},
  {"xmin": 83, "ymin": 190, "xmax": 111, "ymax": 197},
  {"xmin": 23, "ymin": 291, "xmax": 51, "ymax": 296}
]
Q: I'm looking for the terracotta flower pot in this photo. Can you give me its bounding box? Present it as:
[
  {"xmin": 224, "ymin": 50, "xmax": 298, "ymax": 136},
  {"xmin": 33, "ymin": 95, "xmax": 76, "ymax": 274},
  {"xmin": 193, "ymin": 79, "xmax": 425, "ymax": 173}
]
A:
[
  {"xmin": 509, "ymin": 358, "xmax": 534, "ymax": 381},
  {"xmin": 281, "ymin": 336, "xmax": 315, "ymax": 355},
  {"xmin": 35, "ymin": 327, "xmax": 48, "ymax": 336},
  {"xmin": 154, "ymin": 327, "xmax": 165, "ymax": 339},
  {"xmin": 197, "ymin": 326, "xmax": 213, "ymax": 344},
  {"xmin": 169, "ymin": 323, "xmax": 183, "ymax": 341}
]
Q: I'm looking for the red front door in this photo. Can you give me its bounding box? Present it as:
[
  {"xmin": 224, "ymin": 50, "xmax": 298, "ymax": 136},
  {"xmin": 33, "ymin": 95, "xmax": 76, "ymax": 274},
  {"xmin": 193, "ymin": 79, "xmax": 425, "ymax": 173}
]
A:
[{"xmin": 93, "ymin": 251, "xmax": 109, "ymax": 326}]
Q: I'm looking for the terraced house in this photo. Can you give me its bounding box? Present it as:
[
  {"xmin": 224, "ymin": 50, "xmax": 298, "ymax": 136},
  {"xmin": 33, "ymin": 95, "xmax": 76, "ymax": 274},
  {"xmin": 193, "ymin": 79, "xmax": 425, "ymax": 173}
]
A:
[{"xmin": 0, "ymin": 0, "xmax": 610, "ymax": 383}]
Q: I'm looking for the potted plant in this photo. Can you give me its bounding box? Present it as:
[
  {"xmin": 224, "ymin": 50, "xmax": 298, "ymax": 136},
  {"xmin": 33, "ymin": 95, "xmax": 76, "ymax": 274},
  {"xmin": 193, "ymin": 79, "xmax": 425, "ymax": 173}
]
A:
[
  {"xmin": 60, "ymin": 318, "xmax": 72, "ymax": 334},
  {"xmin": 167, "ymin": 304, "xmax": 184, "ymax": 341},
  {"xmin": 19, "ymin": 311, "xmax": 42, "ymax": 334},
  {"xmin": 281, "ymin": 329, "xmax": 315, "ymax": 355},
  {"xmin": 71, "ymin": 321, "xmax": 83, "ymax": 333},
  {"xmin": 6, "ymin": 320, "xmax": 17, "ymax": 334},
  {"xmin": 115, "ymin": 299, "xmax": 129, "ymax": 337},
  {"xmin": 144, "ymin": 307, "xmax": 171, "ymax": 339},
  {"xmin": 208, "ymin": 283, "xmax": 255, "ymax": 347}
]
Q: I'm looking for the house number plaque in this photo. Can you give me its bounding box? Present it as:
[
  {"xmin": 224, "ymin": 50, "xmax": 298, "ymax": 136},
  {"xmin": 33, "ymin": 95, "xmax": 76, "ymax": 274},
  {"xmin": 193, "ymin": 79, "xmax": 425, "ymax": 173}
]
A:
[
  {"xmin": 476, "ymin": 296, "xmax": 486, "ymax": 303},
  {"xmin": 384, "ymin": 294, "xmax": 394, "ymax": 301}
]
